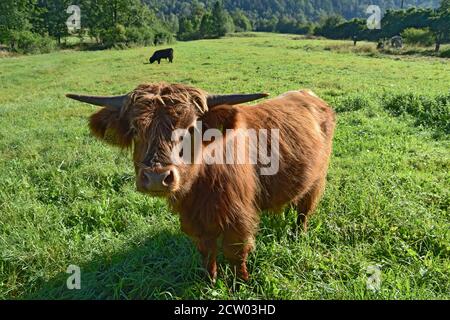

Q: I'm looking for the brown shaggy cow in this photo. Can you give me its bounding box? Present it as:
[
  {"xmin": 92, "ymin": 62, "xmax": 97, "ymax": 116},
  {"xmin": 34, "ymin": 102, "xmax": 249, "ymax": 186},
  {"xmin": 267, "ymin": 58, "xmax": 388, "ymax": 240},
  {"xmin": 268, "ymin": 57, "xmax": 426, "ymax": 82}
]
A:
[{"xmin": 66, "ymin": 83, "xmax": 336, "ymax": 281}]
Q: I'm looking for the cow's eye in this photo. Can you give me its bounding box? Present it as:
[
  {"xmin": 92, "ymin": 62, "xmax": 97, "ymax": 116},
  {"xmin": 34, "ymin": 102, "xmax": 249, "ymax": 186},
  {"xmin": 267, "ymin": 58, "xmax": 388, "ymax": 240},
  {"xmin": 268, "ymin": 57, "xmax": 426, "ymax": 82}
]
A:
[{"xmin": 175, "ymin": 134, "xmax": 184, "ymax": 143}]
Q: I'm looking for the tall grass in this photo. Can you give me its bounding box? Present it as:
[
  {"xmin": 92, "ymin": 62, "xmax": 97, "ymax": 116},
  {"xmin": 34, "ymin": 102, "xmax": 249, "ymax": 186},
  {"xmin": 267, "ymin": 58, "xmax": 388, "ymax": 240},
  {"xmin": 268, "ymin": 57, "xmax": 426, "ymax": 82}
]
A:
[{"xmin": 383, "ymin": 93, "xmax": 450, "ymax": 135}]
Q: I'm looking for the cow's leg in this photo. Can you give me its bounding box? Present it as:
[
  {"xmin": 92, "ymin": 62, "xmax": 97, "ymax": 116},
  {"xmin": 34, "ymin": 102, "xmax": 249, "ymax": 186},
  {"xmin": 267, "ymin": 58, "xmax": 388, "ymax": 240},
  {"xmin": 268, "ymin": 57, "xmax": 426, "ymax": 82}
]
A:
[
  {"xmin": 158, "ymin": 59, "xmax": 161, "ymax": 64},
  {"xmin": 223, "ymin": 229, "xmax": 254, "ymax": 281},
  {"xmin": 196, "ymin": 237, "xmax": 218, "ymax": 282},
  {"xmin": 294, "ymin": 177, "xmax": 326, "ymax": 232},
  {"xmin": 180, "ymin": 216, "xmax": 219, "ymax": 282}
]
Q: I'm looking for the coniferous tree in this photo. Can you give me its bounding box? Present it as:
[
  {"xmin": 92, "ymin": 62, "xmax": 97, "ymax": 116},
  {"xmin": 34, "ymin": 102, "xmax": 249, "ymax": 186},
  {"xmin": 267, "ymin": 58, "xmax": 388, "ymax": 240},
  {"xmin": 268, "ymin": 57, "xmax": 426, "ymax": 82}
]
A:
[
  {"xmin": 232, "ymin": 9, "xmax": 252, "ymax": 32},
  {"xmin": 211, "ymin": 1, "xmax": 228, "ymax": 37}
]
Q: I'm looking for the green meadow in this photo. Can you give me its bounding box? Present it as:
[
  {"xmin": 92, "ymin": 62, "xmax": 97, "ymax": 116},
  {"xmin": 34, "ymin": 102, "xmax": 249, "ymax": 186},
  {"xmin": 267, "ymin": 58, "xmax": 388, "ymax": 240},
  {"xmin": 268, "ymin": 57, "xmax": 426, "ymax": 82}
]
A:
[{"xmin": 0, "ymin": 33, "xmax": 449, "ymax": 299}]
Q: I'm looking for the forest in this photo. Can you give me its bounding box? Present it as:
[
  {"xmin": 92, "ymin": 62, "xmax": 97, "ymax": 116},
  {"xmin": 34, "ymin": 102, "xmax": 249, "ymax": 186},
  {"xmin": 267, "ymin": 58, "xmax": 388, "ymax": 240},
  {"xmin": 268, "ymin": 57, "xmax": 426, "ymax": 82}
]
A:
[
  {"xmin": 0, "ymin": 0, "xmax": 448, "ymax": 54},
  {"xmin": 0, "ymin": 0, "xmax": 174, "ymax": 53},
  {"xmin": 170, "ymin": 0, "xmax": 449, "ymax": 51},
  {"xmin": 146, "ymin": 0, "xmax": 441, "ymax": 22}
]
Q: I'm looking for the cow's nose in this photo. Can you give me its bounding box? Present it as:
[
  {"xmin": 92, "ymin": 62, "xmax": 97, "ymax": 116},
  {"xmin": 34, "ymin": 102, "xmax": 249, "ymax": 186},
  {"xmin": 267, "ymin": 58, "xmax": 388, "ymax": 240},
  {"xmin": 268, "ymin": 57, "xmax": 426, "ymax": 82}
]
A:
[{"xmin": 138, "ymin": 169, "xmax": 176, "ymax": 193}]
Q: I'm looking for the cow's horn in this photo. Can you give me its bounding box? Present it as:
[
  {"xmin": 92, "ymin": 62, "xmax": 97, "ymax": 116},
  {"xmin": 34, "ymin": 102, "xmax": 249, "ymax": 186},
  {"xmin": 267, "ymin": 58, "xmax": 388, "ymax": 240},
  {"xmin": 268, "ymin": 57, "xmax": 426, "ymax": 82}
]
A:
[
  {"xmin": 66, "ymin": 94, "xmax": 128, "ymax": 109},
  {"xmin": 207, "ymin": 93, "xmax": 269, "ymax": 108}
]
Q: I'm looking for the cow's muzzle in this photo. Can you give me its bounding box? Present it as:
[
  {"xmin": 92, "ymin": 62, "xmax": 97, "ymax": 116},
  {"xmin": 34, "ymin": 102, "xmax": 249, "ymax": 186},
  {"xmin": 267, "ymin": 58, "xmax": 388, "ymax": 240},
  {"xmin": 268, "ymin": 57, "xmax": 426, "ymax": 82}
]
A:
[{"xmin": 137, "ymin": 166, "xmax": 179, "ymax": 196}]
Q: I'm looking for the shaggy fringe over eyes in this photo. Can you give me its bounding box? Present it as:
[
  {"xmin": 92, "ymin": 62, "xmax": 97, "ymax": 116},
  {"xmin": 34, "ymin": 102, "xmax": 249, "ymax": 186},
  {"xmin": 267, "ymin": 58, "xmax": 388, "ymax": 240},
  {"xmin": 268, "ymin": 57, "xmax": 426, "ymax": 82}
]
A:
[
  {"xmin": 125, "ymin": 83, "xmax": 209, "ymax": 140},
  {"xmin": 89, "ymin": 83, "xmax": 209, "ymax": 148},
  {"xmin": 126, "ymin": 82, "xmax": 209, "ymax": 116}
]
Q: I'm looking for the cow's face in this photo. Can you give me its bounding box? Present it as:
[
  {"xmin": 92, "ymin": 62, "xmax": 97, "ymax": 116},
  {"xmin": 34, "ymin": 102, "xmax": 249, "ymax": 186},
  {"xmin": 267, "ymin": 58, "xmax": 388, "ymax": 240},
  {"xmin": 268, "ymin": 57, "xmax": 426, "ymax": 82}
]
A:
[
  {"xmin": 67, "ymin": 83, "xmax": 268, "ymax": 199},
  {"xmin": 130, "ymin": 92, "xmax": 203, "ymax": 197},
  {"xmin": 89, "ymin": 84, "xmax": 208, "ymax": 198}
]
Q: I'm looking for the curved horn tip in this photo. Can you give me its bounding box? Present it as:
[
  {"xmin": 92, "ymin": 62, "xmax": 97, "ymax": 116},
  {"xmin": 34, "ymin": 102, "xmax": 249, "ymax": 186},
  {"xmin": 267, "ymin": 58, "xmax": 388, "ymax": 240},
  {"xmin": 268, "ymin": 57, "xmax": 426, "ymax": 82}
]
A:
[
  {"xmin": 64, "ymin": 93, "xmax": 127, "ymax": 109},
  {"xmin": 66, "ymin": 93, "xmax": 88, "ymax": 100}
]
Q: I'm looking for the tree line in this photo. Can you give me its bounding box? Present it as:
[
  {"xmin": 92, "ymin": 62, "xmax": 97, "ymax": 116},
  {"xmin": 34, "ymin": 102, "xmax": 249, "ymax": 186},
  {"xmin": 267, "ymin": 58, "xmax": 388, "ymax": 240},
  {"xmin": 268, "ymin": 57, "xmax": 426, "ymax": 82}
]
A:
[
  {"xmin": 146, "ymin": 0, "xmax": 441, "ymax": 31},
  {"xmin": 176, "ymin": 2, "xmax": 252, "ymax": 40},
  {"xmin": 168, "ymin": 0, "xmax": 448, "ymax": 52},
  {"xmin": 314, "ymin": 2, "xmax": 449, "ymax": 52},
  {"xmin": 0, "ymin": 0, "xmax": 448, "ymax": 54},
  {"xmin": 0, "ymin": 0, "xmax": 174, "ymax": 54},
  {"xmin": 0, "ymin": 0, "xmax": 255, "ymax": 53}
]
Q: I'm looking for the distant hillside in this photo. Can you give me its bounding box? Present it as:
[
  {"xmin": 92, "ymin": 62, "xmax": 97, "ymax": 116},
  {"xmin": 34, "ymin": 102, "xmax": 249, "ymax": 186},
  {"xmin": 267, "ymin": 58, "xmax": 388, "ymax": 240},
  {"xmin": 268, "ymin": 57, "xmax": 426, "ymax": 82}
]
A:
[{"xmin": 144, "ymin": 0, "xmax": 440, "ymax": 22}]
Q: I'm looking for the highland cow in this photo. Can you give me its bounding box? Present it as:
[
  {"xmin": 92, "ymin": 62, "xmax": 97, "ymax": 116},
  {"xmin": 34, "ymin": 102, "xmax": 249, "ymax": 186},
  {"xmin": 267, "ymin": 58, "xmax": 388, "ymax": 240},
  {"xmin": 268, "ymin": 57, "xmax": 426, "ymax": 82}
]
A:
[{"xmin": 66, "ymin": 83, "xmax": 336, "ymax": 281}]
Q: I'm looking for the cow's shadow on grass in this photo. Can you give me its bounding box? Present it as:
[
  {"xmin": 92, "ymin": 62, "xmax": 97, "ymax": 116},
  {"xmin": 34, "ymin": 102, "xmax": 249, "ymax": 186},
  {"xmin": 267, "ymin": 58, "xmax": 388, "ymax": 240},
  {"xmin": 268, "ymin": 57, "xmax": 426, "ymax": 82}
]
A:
[
  {"xmin": 28, "ymin": 211, "xmax": 300, "ymax": 299},
  {"xmin": 28, "ymin": 231, "xmax": 206, "ymax": 300}
]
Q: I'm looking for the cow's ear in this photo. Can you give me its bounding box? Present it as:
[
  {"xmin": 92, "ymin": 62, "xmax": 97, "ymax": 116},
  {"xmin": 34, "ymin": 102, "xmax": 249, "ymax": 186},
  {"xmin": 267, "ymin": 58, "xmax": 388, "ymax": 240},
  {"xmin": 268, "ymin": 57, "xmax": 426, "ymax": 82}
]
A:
[
  {"xmin": 89, "ymin": 107, "xmax": 133, "ymax": 148},
  {"xmin": 200, "ymin": 105, "xmax": 239, "ymax": 134}
]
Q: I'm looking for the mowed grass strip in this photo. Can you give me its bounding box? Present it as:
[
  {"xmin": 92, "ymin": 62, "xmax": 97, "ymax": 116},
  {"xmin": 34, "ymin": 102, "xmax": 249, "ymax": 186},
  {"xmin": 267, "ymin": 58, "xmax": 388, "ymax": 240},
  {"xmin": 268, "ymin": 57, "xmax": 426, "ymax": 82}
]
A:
[{"xmin": 0, "ymin": 33, "xmax": 449, "ymax": 299}]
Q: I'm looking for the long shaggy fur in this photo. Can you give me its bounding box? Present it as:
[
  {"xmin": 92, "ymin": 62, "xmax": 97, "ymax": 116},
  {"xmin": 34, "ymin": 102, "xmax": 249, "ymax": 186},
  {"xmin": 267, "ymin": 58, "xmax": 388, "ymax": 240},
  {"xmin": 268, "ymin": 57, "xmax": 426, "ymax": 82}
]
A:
[{"xmin": 88, "ymin": 82, "xmax": 336, "ymax": 281}]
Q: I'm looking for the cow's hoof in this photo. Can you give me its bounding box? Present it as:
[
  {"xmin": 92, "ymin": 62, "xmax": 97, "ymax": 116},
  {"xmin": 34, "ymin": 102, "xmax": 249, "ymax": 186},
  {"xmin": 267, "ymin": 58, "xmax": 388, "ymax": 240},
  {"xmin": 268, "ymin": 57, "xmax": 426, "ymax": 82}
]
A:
[
  {"xmin": 239, "ymin": 272, "xmax": 249, "ymax": 282},
  {"xmin": 207, "ymin": 271, "xmax": 217, "ymax": 285}
]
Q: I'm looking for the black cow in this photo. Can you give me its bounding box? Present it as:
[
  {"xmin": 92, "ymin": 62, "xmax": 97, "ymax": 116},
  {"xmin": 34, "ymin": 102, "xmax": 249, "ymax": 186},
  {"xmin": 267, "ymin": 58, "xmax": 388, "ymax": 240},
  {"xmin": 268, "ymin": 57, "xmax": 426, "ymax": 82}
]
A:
[{"xmin": 149, "ymin": 48, "xmax": 174, "ymax": 64}]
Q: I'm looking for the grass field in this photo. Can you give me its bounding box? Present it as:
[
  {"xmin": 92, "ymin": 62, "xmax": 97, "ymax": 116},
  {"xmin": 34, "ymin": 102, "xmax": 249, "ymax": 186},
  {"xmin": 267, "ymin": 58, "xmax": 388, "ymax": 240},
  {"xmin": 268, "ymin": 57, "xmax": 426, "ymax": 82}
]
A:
[{"xmin": 0, "ymin": 33, "xmax": 449, "ymax": 300}]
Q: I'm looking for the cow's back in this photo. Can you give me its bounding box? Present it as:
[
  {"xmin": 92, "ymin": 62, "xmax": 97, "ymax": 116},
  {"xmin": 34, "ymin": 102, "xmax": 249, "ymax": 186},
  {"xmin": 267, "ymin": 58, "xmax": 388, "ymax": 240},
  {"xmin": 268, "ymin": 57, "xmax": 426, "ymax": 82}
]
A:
[{"xmin": 237, "ymin": 90, "xmax": 336, "ymax": 211}]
